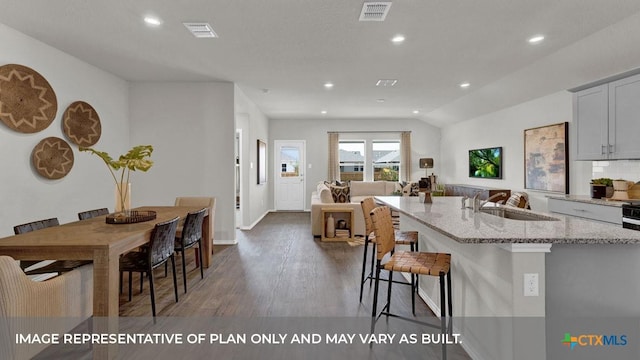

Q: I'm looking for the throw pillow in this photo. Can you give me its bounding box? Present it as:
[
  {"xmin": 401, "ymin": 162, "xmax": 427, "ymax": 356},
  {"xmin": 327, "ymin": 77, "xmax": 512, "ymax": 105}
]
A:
[
  {"xmin": 330, "ymin": 185, "xmax": 350, "ymax": 203},
  {"xmin": 505, "ymin": 192, "xmax": 530, "ymax": 209},
  {"xmin": 402, "ymin": 182, "xmax": 420, "ymax": 196}
]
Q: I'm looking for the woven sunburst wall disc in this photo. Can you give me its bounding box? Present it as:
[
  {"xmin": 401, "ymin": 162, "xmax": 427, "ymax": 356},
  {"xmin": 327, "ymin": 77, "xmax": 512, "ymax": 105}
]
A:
[
  {"xmin": 0, "ymin": 64, "xmax": 58, "ymax": 133},
  {"xmin": 63, "ymin": 101, "xmax": 102, "ymax": 146},
  {"xmin": 31, "ymin": 137, "xmax": 74, "ymax": 180}
]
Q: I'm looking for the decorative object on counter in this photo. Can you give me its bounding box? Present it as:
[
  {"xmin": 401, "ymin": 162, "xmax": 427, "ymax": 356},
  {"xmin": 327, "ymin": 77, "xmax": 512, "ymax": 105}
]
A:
[
  {"xmin": 80, "ymin": 145, "xmax": 153, "ymax": 214},
  {"xmin": 590, "ymin": 178, "xmax": 613, "ymax": 199},
  {"xmin": 524, "ymin": 122, "xmax": 568, "ymax": 193},
  {"xmin": 610, "ymin": 179, "xmax": 634, "ymax": 200},
  {"xmin": 31, "ymin": 137, "xmax": 74, "ymax": 179},
  {"xmin": 62, "ymin": 101, "xmax": 101, "ymax": 146},
  {"xmin": 0, "ymin": 64, "xmax": 57, "ymax": 133},
  {"xmin": 469, "ymin": 147, "xmax": 502, "ymax": 179},
  {"xmin": 419, "ymin": 191, "xmax": 432, "ymax": 203}
]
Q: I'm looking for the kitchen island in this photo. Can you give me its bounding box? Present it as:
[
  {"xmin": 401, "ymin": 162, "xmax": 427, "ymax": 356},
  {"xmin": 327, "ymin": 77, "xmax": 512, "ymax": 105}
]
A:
[{"xmin": 375, "ymin": 196, "xmax": 640, "ymax": 360}]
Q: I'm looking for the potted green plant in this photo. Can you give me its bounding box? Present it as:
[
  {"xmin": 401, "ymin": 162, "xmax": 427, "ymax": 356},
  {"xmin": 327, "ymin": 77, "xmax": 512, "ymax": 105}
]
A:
[
  {"xmin": 590, "ymin": 178, "xmax": 613, "ymax": 199},
  {"xmin": 80, "ymin": 145, "xmax": 153, "ymax": 213}
]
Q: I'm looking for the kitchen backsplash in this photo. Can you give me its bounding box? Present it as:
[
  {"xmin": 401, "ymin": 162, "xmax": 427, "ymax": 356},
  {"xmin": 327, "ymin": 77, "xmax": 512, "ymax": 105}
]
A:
[{"xmin": 592, "ymin": 160, "xmax": 640, "ymax": 182}]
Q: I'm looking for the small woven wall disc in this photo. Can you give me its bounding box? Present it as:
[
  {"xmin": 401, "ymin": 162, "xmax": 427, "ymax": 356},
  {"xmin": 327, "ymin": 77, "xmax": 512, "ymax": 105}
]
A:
[
  {"xmin": 0, "ymin": 64, "xmax": 58, "ymax": 133},
  {"xmin": 63, "ymin": 101, "xmax": 102, "ymax": 146},
  {"xmin": 32, "ymin": 137, "xmax": 74, "ymax": 179}
]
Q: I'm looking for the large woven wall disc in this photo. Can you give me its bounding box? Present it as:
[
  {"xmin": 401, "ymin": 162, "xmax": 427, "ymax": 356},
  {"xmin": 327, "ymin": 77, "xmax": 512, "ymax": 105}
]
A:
[
  {"xmin": 32, "ymin": 137, "xmax": 74, "ymax": 179},
  {"xmin": 0, "ymin": 64, "xmax": 58, "ymax": 133},
  {"xmin": 63, "ymin": 101, "xmax": 102, "ymax": 146}
]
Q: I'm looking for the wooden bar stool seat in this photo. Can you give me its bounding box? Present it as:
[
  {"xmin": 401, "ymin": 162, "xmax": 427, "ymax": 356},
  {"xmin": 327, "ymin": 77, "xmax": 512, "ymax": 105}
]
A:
[
  {"xmin": 369, "ymin": 205, "xmax": 452, "ymax": 358},
  {"xmin": 359, "ymin": 197, "xmax": 419, "ymax": 314}
]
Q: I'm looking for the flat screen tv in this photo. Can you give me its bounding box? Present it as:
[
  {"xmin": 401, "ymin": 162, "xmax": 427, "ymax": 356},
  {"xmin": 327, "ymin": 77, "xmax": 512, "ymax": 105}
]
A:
[{"xmin": 469, "ymin": 147, "xmax": 502, "ymax": 179}]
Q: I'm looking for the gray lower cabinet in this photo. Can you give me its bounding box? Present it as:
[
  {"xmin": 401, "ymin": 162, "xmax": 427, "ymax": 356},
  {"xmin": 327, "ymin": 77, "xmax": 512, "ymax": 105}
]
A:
[
  {"xmin": 573, "ymin": 72, "xmax": 640, "ymax": 160},
  {"xmin": 548, "ymin": 198, "xmax": 621, "ymax": 225}
]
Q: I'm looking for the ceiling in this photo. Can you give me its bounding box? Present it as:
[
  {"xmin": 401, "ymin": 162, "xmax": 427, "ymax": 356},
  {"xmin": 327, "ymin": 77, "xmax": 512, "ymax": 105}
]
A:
[{"xmin": 2, "ymin": 0, "xmax": 640, "ymax": 127}]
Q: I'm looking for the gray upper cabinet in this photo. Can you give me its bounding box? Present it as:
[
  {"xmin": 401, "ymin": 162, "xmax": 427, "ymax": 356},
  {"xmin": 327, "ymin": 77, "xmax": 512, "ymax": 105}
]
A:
[
  {"xmin": 608, "ymin": 74, "xmax": 640, "ymax": 159},
  {"xmin": 573, "ymin": 73, "xmax": 640, "ymax": 160},
  {"xmin": 573, "ymin": 84, "xmax": 608, "ymax": 160}
]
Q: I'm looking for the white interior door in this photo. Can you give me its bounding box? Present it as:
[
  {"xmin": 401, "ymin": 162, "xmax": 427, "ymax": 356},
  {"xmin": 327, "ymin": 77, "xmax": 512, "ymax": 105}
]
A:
[{"xmin": 275, "ymin": 140, "xmax": 305, "ymax": 210}]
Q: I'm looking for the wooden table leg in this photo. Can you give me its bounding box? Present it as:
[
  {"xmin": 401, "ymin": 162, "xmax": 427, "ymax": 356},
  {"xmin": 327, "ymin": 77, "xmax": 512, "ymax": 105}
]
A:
[
  {"xmin": 201, "ymin": 212, "xmax": 212, "ymax": 268},
  {"xmin": 92, "ymin": 249, "xmax": 120, "ymax": 359}
]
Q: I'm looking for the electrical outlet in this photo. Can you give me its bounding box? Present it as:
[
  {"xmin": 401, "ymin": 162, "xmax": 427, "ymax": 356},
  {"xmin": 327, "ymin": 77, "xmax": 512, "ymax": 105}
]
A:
[{"xmin": 524, "ymin": 273, "xmax": 539, "ymax": 297}]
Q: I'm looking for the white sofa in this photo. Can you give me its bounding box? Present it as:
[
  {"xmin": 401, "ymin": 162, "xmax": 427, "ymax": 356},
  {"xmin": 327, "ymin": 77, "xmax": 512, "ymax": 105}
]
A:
[{"xmin": 310, "ymin": 180, "xmax": 398, "ymax": 237}]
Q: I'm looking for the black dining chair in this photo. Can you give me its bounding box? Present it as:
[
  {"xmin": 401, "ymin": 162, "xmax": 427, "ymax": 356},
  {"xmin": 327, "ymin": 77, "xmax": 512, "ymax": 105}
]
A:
[
  {"xmin": 119, "ymin": 217, "xmax": 180, "ymax": 317},
  {"xmin": 13, "ymin": 218, "xmax": 92, "ymax": 276},
  {"xmin": 78, "ymin": 208, "xmax": 109, "ymax": 220},
  {"xmin": 174, "ymin": 208, "xmax": 206, "ymax": 293}
]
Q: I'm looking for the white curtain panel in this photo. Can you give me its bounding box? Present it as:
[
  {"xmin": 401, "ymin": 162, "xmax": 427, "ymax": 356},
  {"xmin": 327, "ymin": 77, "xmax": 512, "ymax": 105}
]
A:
[
  {"xmin": 400, "ymin": 131, "xmax": 412, "ymax": 182},
  {"xmin": 328, "ymin": 132, "xmax": 340, "ymax": 181}
]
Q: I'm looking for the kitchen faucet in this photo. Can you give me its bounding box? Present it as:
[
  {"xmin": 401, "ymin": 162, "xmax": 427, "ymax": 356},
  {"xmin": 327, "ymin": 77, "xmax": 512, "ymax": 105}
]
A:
[{"xmin": 473, "ymin": 192, "xmax": 508, "ymax": 212}]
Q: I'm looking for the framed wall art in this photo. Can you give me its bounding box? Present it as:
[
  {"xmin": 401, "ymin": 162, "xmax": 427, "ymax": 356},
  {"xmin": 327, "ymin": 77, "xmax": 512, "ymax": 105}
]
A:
[
  {"xmin": 257, "ymin": 139, "xmax": 267, "ymax": 184},
  {"xmin": 524, "ymin": 122, "xmax": 569, "ymax": 193}
]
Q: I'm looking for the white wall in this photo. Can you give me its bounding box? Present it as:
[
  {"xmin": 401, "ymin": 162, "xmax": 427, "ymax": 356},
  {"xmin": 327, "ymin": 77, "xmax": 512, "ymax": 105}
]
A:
[
  {"xmin": 129, "ymin": 82, "xmax": 236, "ymax": 242},
  {"xmin": 234, "ymin": 86, "xmax": 270, "ymax": 229},
  {"xmin": 439, "ymin": 91, "xmax": 592, "ymax": 211},
  {"xmin": 0, "ymin": 23, "xmax": 129, "ymax": 237},
  {"xmin": 269, "ymin": 118, "xmax": 441, "ymax": 210}
]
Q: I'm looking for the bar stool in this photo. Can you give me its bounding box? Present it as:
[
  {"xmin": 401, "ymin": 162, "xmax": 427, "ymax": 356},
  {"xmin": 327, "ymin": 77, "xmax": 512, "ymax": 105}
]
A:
[
  {"xmin": 369, "ymin": 206, "xmax": 452, "ymax": 356},
  {"xmin": 359, "ymin": 197, "xmax": 419, "ymax": 314}
]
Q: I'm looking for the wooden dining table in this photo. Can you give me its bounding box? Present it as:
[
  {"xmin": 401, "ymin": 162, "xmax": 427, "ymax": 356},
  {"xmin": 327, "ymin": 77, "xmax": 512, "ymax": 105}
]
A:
[{"xmin": 0, "ymin": 206, "xmax": 212, "ymax": 318}]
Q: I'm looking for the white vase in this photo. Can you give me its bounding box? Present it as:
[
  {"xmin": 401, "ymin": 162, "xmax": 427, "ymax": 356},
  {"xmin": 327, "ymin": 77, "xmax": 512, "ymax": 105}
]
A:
[
  {"xmin": 115, "ymin": 182, "xmax": 131, "ymax": 212},
  {"xmin": 326, "ymin": 214, "xmax": 335, "ymax": 238}
]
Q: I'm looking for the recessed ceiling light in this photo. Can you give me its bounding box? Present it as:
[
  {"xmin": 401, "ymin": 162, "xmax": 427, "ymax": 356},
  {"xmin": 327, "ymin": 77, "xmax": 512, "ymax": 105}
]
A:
[
  {"xmin": 391, "ymin": 35, "xmax": 405, "ymax": 43},
  {"xmin": 324, "ymin": 82, "xmax": 334, "ymax": 89},
  {"xmin": 376, "ymin": 99, "xmax": 385, "ymax": 103},
  {"xmin": 460, "ymin": 82, "xmax": 470, "ymax": 88},
  {"xmin": 528, "ymin": 35, "xmax": 545, "ymax": 44},
  {"xmin": 321, "ymin": 110, "xmax": 327, "ymax": 114},
  {"xmin": 412, "ymin": 110, "xmax": 419, "ymax": 114},
  {"xmin": 143, "ymin": 16, "xmax": 162, "ymax": 26}
]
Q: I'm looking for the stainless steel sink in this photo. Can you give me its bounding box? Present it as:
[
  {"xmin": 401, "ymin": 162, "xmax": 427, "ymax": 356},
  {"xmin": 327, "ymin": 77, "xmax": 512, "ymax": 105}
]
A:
[{"xmin": 479, "ymin": 207, "xmax": 559, "ymax": 221}]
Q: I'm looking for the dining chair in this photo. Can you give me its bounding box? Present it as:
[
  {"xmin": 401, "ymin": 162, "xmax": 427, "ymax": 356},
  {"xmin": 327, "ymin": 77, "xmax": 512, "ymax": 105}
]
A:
[
  {"xmin": 119, "ymin": 217, "xmax": 180, "ymax": 317},
  {"xmin": 369, "ymin": 206, "xmax": 452, "ymax": 357},
  {"xmin": 174, "ymin": 208, "xmax": 206, "ymax": 293},
  {"xmin": 77, "ymin": 207, "xmax": 109, "ymax": 220},
  {"xmin": 174, "ymin": 197, "xmax": 216, "ymax": 265},
  {"xmin": 13, "ymin": 218, "xmax": 92, "ymax": 276},
  {"xmin": 359, "ymin": 197, "xmax": 419, "ymax": 314}
]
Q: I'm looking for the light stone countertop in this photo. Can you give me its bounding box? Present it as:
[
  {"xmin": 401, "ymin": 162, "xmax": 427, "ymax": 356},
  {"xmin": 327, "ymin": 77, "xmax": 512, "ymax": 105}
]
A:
[{"xmin": 375, "ymin": 196, "xmax": 640, "ymax": 245}]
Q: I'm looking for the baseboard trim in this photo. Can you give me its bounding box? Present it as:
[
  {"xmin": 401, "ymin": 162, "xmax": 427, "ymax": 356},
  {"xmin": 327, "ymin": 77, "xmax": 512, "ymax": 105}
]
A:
[{"xmin": 239, "ymin": 209, "xmax": 273, "ymax": 230}]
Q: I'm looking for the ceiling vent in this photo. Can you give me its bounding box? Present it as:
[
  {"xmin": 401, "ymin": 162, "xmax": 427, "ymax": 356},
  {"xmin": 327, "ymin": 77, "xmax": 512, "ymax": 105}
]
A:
[
  {"xmin": 376, "ymin": 79, "xmax": 398, "ymax": 87},
  {"xmin": 183, "ymin": 22, "xmax": 218, "ymax": 38},
  {"xmin": 359, "ymin": 2, "xmax": 392, "ymax": 21}
]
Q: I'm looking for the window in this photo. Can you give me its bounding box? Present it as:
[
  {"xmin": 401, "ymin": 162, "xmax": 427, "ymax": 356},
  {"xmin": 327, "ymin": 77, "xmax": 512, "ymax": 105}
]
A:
[
  {"xmin": 372, "ymin": 141, "xmax": 400, "ymax": 181},
  {"xmin": 339, "ymin": 141, "xmax": 365, "ymax": 181}
]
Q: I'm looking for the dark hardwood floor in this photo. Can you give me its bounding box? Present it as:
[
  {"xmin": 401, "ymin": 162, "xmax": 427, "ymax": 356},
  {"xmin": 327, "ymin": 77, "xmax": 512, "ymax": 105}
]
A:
[
  {"xmin": 34, "ymin": 212, "xmax": 470, "ymax": 359},
  {"xmin": 119, "ymin": 212, "xmax": 424, "ymax": 317}
]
